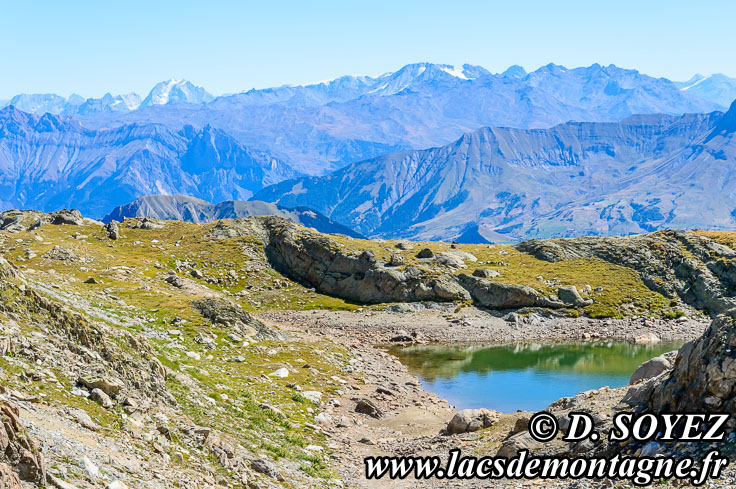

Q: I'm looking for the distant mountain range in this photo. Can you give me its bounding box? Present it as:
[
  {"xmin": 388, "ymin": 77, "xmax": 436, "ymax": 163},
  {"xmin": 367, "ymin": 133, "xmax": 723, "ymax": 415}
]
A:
[
  {"xmin": 2, "ymin": 62, "xmax": 736, "ymax": 242},
  {"xmin": 103, "ymin": 194, "xmax": 363, "ymax": 238},
  {"xmin": 0, "ymin": 107, "xmax": 298, "ymax": 217},
  {"xmin": 1, "ymin": 63, "xmax": 731, "ymax": 174},
  {"xmin": 255, "ymin": 100, "xmax": 736, "ymax": 242},
  {"xmin": 1, "ymin": 79, "xmax": 212, "ymax": 116}
]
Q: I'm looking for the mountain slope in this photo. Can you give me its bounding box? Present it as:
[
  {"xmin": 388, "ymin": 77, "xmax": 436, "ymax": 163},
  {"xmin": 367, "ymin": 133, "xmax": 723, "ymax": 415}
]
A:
[
  {"xmin": 77, "ymin": 63, "xmax": 722, "ymax": 174},
  {"xmin": 0, "ymin": 107, "xmax": 298, "ymax": 217},
  {"xmin": 103, "ymin": 194, "xmax": 363, "ymax": 237},
  {"xmin": 676, "ymin": 73, "xmax": 736, "ymax": 108},
  {"xmin": 254, "ymin": 102, "xmax": 736, "ymax": 242}
]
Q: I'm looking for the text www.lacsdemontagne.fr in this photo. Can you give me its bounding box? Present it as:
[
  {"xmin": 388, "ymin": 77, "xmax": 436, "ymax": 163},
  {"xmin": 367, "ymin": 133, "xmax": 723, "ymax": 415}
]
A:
[{"xmin": 364, "ymin": 449, "xmax": 728, "ymax": 486}]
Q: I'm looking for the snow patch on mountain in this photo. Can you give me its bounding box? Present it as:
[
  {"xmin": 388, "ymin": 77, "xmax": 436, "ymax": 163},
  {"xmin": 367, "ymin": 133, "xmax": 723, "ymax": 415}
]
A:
[{"xmin": 141, "ymin": 79, "xmax": 214, "ymax": 107}]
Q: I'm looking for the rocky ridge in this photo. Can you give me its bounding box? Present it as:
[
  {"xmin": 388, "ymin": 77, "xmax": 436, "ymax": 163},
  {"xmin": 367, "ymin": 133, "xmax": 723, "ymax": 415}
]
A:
[{"xmin": 518, "ymin": 230, "xmax": 736, "ymax": 314}]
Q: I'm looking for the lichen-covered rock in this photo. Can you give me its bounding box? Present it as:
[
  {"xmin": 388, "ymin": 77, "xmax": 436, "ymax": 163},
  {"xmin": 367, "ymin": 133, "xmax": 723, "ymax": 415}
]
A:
[
  {"xmin": 517, "ymin": 230, "xmax": 736, "ymax": 314},
  {"xmin": 0, "ymin": 210, "xmax": 50, "ymax": 233},
  {"xmin": 260, "ymin": 218, "xmax": 470, "ymax": 304},
  {"xmin": 251, "ymin": 458, "xmax": 283, "ymax": 481},
  {"xmin": 78, "ymin": 375, "xmax": 124, "ymax": 397},
  {"xmin": 0, "ymin": 463, "xmax": 20, "ymax": 489},
  {"xmin": 51, "ymin": 209, "xmax": 83, "ymax": 226},
  {"xmin": 645, "ymin": 310, "xmax": 736, "ymax": 412},
  {"xmin": 416, "ymin": 248, "xmax": 434, "ymax": 259},
  {"xmin": 446, "ymin": 409, "xmax": 499, "ymax": 434},
  {"xmin": 557, "ymin": 285, "xmax": 592, "ymax": 307},
  {"xmin": 473, "ymin": 268, "xmax": 500, "ymax": 278},
  {"xmin": 192, "ymin": 297, "xmax": 285, "ymax": 340},
  {"xmin": 457, "ymin": 274, "xmax": 563, "ymax": 309},
  {"xmin": 496, "ymin": 432, "xmax": 539, "ymax": 458},
  {"xmin": 0, "ymin": 402, "xmax": 45, "ymax": 484},
  {"xmin": 629, "ymin": 352, "xmax": 676, "ymax": 384},
  {"xmin": 355, "ymin": 399, "xmax": 383, "ymax": 418},
  {"xmin": 127, "ymin": 217, "xmax": 164, "ymax": 230},
  {"xmin": 105, "ymin": 220, "xmax": 120, "ymax": 240},
  {"xmin": 388, "ymin": 254, "xmax": 404, "ymax": 266}
]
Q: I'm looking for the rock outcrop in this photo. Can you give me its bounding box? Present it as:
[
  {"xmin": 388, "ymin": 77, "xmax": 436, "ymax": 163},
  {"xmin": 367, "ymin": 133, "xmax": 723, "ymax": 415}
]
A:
[
  {"xmin": 517, "ymin": 230, "xmax": 736, "ymax": 314},
  {"xmin": 259, "ymin": 218, "xmax": 471, "ymax": 304},
  {"xmin": 0, "ymin": 401, "xmax": 45, "ymax": 485},
  {"xmin": 192, "ymin": 298, "xmax": 285, "ymax": 341},
  {"xmin": 255, "ymin": 217, "xmax": 599, "ymax": 309},
  {"xmin": 0, "ymin": 209, "xmax": 95, "ymax": 233},
  {"xmin": 457, "ymin": 274, "xmax": 564, "ymax": 309},
  {"xmin": 642, "ymin": 310, "xmax": 736, "ymax": 412}
]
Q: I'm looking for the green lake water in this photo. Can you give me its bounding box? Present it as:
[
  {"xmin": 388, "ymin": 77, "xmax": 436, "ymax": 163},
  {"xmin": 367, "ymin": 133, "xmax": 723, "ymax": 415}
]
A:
[{"xmin": 390, "ymin": 341, "xmax": 683, "ymax": 413}]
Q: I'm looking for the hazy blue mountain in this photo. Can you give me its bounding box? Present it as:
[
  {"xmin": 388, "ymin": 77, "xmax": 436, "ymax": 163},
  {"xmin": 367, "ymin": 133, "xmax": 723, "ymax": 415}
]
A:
[
  {"xmin": 3, "ymin": 93, "xmax": 84, "ymax": 115},
  {"xmin": 254, "ymin": 102, "xmax": 736, "ymax": 242},
  {"xmin": 103, "ymin": 194, "xmax": 363, "ymax": 237},
  {"xmin": 0, "ymin": 106, "xmax": 298, "ymax": 218},
  {"xmin": 0, "ymin": 79, "xmax": 209, "ymax": 116},
  {"xmin": 1, "ymin": 63, "xmax": 734, "ymax": 225},
  {"xmin": 74, "ymin": 93, "xmax": 142, "ymax": 114},
  {"xmin": 76, "ymin": 63, "xmax": 722, "ymax": 174},
  {"xmin": 140, "ymin": 79, "xmax": 214, "ymax": 107},
  {"xmin": 676, "ymin": 73, "xmax": 736, "ymax": 108}
]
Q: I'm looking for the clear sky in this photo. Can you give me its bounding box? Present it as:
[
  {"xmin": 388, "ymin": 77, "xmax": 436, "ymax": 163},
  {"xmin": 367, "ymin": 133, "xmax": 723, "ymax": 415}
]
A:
[{"xmin": 2, "ymin": 0, "xmax": 734, "ymax": 99}]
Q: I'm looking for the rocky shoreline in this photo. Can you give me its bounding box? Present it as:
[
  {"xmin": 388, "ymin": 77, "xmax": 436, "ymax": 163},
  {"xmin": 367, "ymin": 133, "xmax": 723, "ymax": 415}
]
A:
[
  {"xmin": 262, "ymin": 308, "xmax": 710, "ymax": 488},
  {"xmin": 262, "ymin": 306, "xmax": 707, "ymax": 345}
]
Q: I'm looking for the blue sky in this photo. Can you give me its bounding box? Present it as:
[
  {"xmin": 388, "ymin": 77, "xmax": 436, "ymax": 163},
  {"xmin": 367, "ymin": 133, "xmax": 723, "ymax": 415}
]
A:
[{"xmin": 2, "ymin": 0, "xmax": 734, "ymax": 98}]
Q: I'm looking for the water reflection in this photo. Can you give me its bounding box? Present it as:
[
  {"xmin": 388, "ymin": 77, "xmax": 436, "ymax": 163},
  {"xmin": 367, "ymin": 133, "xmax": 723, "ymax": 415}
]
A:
[{"xmin": 389, "ymin": 341, "xmax": 682, "ymax": 412}]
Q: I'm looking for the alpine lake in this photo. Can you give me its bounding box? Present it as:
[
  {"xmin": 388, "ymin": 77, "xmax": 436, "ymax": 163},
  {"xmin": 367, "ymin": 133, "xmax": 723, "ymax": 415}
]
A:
[{"xmin": 389, "ymin": 340, "xmax": 683, "ymax": 412}]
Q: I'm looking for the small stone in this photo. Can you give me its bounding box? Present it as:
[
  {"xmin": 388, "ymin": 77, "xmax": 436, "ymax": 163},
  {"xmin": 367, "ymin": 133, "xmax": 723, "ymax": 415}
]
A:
[
  {"xmin": 71, "ymin": 409, "xmax": 99, "ymax": 431},
  {"xmin": 416, "ymin": 248, "xmax": 434, "ymax": 259},
  {"xmin": 47, "ymin": 474, "xmax": 77, "ymax": 489},
  {"xmin": 302, "ymin": 391, "xmax": 322, "ymax": 404},
  {"xmin": 81, "ymin": 456, "xmax": 100, "ymax": 478},
  {"xmin": 90, "ymin": 388, "xmax": 113, "ymax": 408},
  {"xmin": 105, "ymin": 221, "xmax": 120, "ymax": 240},
  {"xmin": 446, "ymin": 409, "xmax": 499, "ymax": 434},
  {"xmin": 78, "ymin": 375, "xmax": 124, "ymax": 397},
  {"xmin": 315, "ymin": 412, "xmax": 332, "ymax": 426},
  {"xmin": 472, "ymin": 268, "xmax": 500, "ymax": 278},
  {"xmin": 635, "ymin": 332, "xmax": 661, "ymax": 344},
  {"xmin": 355, "ymin": 399, "xmax": 382, "ymax": 418},
  {"xmin": 251, "ymin": 459, "xmax": 283, "ymax": 481},
  {"xmin": 269, "ymin": 367, "xmax": 289, "ymax": 378},
  {"xmin": 388, "ymin": 254, "xmax": 404, "ymax": 266}
]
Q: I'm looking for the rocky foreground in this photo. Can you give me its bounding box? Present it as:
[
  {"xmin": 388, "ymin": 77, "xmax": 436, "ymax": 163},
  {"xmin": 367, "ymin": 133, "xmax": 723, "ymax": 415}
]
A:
[{"xmin": 0, "ymin": 209, "xmax": 735, "ymax": 488}]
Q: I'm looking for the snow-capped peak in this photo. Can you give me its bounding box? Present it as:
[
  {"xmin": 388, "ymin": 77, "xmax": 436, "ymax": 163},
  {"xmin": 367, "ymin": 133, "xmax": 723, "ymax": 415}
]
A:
[
  {"xmin": 681, "ymin": 74, "xmax": 711, "ymax": 91},
  {"xmin": 439, "ymin": 65, "xmax": 469, "ymax": 80},
  {"xmin": 141, "ymin": 79, "xmax": 214, "ymax": 107}
]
